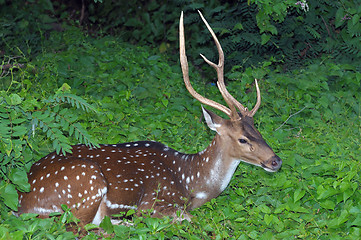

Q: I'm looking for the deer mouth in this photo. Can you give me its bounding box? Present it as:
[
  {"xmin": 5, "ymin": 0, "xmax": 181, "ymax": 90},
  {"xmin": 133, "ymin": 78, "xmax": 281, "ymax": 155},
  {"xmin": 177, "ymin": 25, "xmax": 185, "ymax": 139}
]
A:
[{"xmin": 261, "ymin": 155, "xmax": 282, "ymax": 172}]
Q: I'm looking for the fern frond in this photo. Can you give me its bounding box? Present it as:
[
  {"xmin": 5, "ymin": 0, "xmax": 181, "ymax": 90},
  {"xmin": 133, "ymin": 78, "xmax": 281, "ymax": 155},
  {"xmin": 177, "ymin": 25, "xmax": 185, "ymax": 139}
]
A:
[
  {"xmin": 71, "ymin": 123, "xmax": 99, "ymax": 148},
  {"xmin": 305, "ymin": 26, "xmax": 321, "ymax": 39},
  {"xmin": 35, "ymin": 117, "xmax": 72, "ymax": 155},
  {"xmin": 52, "ymin": 93, "xmax": 98, "ymax": 113}
]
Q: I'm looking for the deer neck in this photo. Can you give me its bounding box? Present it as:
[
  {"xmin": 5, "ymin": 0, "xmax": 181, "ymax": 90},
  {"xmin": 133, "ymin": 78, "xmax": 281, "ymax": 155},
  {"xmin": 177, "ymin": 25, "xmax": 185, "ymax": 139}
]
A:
[{"xmin": 168, "ymin": 134, "xmax": 240, "ymax": 209}]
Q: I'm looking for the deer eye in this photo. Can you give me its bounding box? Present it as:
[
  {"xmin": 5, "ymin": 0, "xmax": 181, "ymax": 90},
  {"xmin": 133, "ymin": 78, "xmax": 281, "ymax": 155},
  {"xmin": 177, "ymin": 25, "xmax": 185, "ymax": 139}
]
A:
[{"xmin": 238, "ymin": 139, "xmax": 248, "ymax": 144}]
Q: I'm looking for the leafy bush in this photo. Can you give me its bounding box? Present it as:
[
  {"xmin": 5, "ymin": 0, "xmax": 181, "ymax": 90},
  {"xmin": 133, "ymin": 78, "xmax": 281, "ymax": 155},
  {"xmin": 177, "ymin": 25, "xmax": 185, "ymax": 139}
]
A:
[
  {"xmin": 0, "ymin": 0, "xmax": 58, "ymax": 57},
  {"xmin": 83, "ymin": 0, "xmax": 361, "ymax": 69},
  {"xmin": 0, "ymin": 67, "xmax": 99, "ymax": 214},
  {"xmin": 0, "ymin": 3, "xmax": 360, "ymax": 239},
  {"xmin": 3, "ymin": 0, "xmax": 361, "ymax": 71}
]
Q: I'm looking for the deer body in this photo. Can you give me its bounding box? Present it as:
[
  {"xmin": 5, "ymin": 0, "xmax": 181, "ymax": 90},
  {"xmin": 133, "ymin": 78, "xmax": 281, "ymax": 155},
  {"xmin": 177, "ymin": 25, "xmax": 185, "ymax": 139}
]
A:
[
  {"xmin": 18, "ymin": 139, "xmax": 237, "ymax": 224},
  {"xmin": 17, "ymin": 11, "xmax": 282, "ymax": 224}
]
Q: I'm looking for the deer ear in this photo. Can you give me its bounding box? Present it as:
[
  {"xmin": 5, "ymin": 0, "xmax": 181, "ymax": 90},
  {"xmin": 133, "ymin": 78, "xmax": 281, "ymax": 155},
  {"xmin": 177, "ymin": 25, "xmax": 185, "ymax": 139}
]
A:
[{"xmin": 202, "ymin": 106, "xmax": 223, "ymax": 132}]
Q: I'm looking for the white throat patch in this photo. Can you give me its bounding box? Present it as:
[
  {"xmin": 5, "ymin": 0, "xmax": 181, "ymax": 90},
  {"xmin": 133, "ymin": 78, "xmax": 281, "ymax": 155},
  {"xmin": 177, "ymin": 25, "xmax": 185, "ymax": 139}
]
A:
[
  {"xmin": 220, "ymin": 160, "xmax": 241, "ymax": 192},
  {"xmin": 207, "ymin": 156, "xmax": 241, "ymax": 192}
]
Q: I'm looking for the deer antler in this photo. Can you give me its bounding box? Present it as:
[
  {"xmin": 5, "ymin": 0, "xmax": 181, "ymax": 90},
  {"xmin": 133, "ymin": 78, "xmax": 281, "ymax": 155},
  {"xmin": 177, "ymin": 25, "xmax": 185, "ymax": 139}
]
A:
[
  {"xmin": 179, "ymin": 11, "xmax": 262, "ymax": 119},
  {"xmin": 224, "ymin": 79, "xmax": 261, "ymax": 117},
  {"xmin": 180, "ymin": 11, "xmax": 232, "ymax": 117},
  {"xmin": 197, "ymin": 11, "xmax": 261, "ymax": 117}
]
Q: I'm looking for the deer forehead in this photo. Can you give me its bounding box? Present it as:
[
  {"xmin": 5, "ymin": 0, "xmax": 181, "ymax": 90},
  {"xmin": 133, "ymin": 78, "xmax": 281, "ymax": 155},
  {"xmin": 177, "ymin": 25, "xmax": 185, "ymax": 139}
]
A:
[{"xmin": 220, "ymin": 117, "xmax": 262, "ymax": 140}]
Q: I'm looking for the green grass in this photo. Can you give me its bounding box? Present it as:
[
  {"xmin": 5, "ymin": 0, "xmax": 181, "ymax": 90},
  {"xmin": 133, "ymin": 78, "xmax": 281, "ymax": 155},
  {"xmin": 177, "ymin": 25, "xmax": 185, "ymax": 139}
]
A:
[{"xmin": 0, "ymin": 26, "xmax": 360, "ymax": 239}]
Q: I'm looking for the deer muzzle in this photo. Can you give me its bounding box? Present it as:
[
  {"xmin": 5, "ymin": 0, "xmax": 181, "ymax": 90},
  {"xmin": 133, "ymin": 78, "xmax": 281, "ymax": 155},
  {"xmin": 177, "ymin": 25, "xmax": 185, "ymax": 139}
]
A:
[{"xmin": 262, "ymin": 155, "xmax": 282, "ymax": 172}]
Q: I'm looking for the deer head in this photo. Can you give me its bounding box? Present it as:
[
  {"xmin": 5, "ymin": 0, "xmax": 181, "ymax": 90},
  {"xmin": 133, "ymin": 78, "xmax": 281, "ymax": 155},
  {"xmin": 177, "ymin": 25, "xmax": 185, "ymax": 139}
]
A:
[{"xmin": 179, "ymin": 11, "xmax": 282, "ymax": 173}]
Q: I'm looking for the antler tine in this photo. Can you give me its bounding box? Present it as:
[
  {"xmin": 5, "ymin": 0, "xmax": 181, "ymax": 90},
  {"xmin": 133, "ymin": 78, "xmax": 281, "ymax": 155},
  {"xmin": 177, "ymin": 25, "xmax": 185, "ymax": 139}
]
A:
[
  {"xmin": 197, "ymin": 10, "xmax": 239, "ymax": 120},
  {"xmin": 198, "ymin": 10, "xmax": 262, "ymax": 118},
  {"xmin": 229, "ymin": 79, "xmax": 261, "ymax": 117},
  {"xmin": 179, "ymin": 11, "xmax": 232, "ymax": 116},
  {"xmin": 249, "ymin": 79, "xmax": 261, "ymax": 116},
  {"xmin": 223, "ymin": 78, "xmax": 261, "ymax": 117}
]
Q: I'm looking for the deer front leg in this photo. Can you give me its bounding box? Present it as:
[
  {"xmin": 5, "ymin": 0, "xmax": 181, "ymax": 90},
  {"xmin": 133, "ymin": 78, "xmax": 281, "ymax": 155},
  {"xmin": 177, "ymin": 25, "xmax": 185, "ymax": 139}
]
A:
[{"xmin": 136, "ymin": 187, "xmax": 192, "ymax": 221}]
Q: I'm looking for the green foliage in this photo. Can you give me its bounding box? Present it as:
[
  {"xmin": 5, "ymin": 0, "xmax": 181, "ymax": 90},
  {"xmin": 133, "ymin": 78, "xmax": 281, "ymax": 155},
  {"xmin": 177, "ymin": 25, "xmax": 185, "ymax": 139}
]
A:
[
  {"xmin": 81, "ymin": 0, "xmax": 361, "ymax": 69},
  {"xmin": 0, "ymin": 213, "xmax": 76, "ymax": 239},
  {"xmin": 2, "ymin": 0, "xmax": 361, "ymax": 70},
  {"xmin": 0, "ymin": 4, "xmax": 360, "ymax": 239},
  {"xmin": 0, "ymin": 0, "xmax": 57, "ymax": 57},
  {"xmin": 0, "ymin": 54, "xmax": 99, "ymax": 212},
  {"xmin": 223, "ymin": 57, "xmax": 361, "ymax": 238}
]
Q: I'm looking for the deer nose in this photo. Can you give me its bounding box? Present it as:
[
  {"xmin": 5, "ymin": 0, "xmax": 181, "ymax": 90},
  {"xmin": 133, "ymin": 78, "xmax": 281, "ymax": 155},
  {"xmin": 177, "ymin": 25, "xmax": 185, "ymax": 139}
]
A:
[
  {"xmin": 269, "ymin": 155, "xmax": 282, "ymax": 171},
  {"xmin": 262, "ymin": 155, "xmax": 282, "ymax": 172}
]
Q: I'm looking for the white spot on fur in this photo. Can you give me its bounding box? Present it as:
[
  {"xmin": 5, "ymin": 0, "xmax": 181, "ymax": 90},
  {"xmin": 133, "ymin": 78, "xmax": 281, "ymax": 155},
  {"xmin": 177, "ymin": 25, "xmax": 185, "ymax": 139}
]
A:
[{"xmin": 196, "ymin": 192, "xmax": 208, "ymax": 199}]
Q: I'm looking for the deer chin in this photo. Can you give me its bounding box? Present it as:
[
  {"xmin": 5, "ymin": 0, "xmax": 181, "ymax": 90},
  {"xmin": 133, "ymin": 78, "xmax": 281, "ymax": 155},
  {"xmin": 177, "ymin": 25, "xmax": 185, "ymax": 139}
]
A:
[
  {"xmin": 238, "ymin": 158, "xmax": 262, "ymax": 169},
  {"xmin": 238, "ymin": 157, "xmax": 281, "ymax": 173},
  {"xmin": 261, "ymin": 165, "xmax": 278, "ymax": 173}
]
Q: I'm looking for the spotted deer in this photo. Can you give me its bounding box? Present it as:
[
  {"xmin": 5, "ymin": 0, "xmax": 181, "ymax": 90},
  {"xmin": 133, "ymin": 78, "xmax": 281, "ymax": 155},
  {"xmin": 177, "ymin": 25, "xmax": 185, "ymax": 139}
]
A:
[{"xmin": 17, "ymin": 11, "xmax": 282, "ymax": 225}]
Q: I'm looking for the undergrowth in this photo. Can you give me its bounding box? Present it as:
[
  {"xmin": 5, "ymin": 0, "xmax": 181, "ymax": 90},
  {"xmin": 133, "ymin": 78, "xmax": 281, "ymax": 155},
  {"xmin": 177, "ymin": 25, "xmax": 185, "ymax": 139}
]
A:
[{"xmin": 0, "ymin": 24, "xmax": 360, "ymax": 239}]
